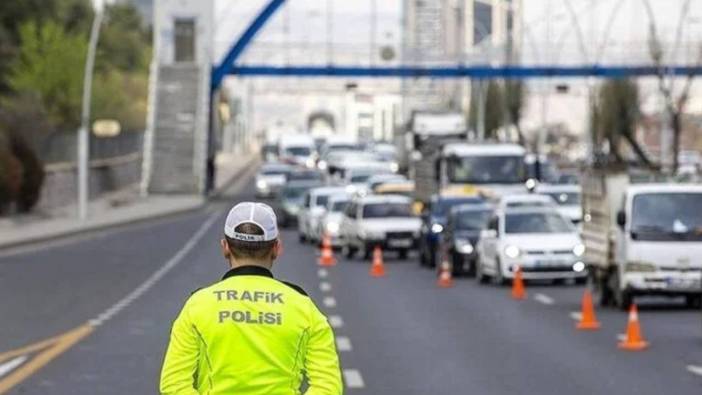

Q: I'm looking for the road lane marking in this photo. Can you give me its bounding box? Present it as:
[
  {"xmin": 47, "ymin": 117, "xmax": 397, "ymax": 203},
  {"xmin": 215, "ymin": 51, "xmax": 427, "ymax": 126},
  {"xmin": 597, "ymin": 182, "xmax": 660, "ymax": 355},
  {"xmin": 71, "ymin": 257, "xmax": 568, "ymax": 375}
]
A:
[
  {"xmin": 533, "ymin": 293, "xmax": 555, "ymax": 305},
  {"xmin": 0, "ymin": 324, "xmax": 93, "ymax": 394},
  {"xmin": 336, "ymin": 336, "xmax": 352, "ymax": 352},
  {"xmin": 687, "ymin": 365, "xmax": 702, "ymax": 377},
  {"xmin": 0, "ymin": 211, "xmax": 221, "ymax": 394},
  {"xmin": 317, "ymin": 268, "xmax": 328, "ymax": 278},
  {"xmin": 569, "ymin": 311, "xmax": 583, "ymax": 321},
  {"xmin": 323, "ymin": 297, "xmax": 337, "ymax": 308},
  {"xmin": 617, "ymin": 333, "xmax": 627, "ymax": 342},
  {"xmin": 319, "ymin": 282, "xmax": 332, "ymax": 292},
  {"xmin": 0, "ymin": 356, "xmax": 26, "ymax": 378},
  {"xmin": 329, "ymin": 315, "xmax": 344, "ymax": 328},
  {"xmin": 89, "ymin": 211, "xmax": 220, "ymax": 327},
  {"xmin": 343, "ymin": 369, "xmax": 365, "ymax": 388}
]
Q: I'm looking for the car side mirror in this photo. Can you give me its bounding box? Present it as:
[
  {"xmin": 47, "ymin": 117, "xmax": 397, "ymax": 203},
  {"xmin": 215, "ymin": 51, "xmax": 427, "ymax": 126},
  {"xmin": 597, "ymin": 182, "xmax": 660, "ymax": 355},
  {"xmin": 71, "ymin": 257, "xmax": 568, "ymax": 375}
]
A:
[
  {"xmin": 481, "ymin": 229, "xmax": 497, "ymax": 239},
  {"xmin": 616, "ymin": 211, "xmax": 626, "ymax": 229}
]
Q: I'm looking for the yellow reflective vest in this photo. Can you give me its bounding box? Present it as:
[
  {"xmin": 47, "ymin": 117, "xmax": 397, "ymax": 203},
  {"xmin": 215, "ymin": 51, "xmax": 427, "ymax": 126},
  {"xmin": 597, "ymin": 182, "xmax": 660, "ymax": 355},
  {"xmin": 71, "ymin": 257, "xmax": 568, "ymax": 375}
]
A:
[{"xmin": 160, "ymin": 265, "xmax": 343, "ymax": 395}]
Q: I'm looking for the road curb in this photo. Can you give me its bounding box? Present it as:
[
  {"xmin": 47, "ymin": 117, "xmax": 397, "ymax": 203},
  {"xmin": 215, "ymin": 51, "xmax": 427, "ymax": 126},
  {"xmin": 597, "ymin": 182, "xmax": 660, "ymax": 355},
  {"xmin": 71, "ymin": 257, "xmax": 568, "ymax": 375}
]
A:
[{"xmin": 0, "ymin": 154, "xmax": 258, "ymax": 252}]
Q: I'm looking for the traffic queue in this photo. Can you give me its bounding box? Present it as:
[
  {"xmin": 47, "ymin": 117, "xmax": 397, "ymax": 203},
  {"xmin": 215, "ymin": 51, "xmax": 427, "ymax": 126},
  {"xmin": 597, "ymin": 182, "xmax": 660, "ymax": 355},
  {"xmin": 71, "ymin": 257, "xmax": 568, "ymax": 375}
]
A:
[{"xmin": 257, "ymin": 129, "xmax": 702, "ymax": 313}]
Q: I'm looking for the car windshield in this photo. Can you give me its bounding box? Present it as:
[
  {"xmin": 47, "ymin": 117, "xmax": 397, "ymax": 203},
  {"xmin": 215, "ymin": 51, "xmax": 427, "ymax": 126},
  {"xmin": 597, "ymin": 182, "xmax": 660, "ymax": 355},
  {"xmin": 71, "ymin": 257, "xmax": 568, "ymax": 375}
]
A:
[
  {"xmin": 329, "ymin": 144, "xmax": 360, "ymax": 151},
  {"xmin": 505, "ymin": 212, "xmax": 574, "ymax": 234},
  {"xmin": 289, "ymin": 171, "xmax": 322, "ymax": 181},
  {"xmin": 315, "ymin": 195, "xmax": 329, "ymax": 207},
  {"xmin": 261, "ymin": 167, "xmax": 289, "ymax": 176},
  {"xmin": 542, "ymin": 192, "xmax": 580, "ymax": 206},
  {"xmin": 283, "ymin": 186, "xmax": 312, "ymax": 199},
  {"xmin": 363, "ymin": 203, "xmax": 413, "ymax": 218},
  {"xmin": 432, "ymin": 197, "xmax": 484, "ymax": 216},
  {"xmin": 448, "ymin": 155, "xmax": 526, "ymax": 184},
  {"xmin": 330, "ymin": 200, "xmax": 349, "ymax": 212},
  {"xmin": 506, "ymin": 201, "xmax": 552, "ymax": 208},
  {"xmin": 351, "ymin": 174, "xmax": 372, "ymax": 183},
  {"xmin": 285, "ymin": 146, "xmax": 312, "ymax": 156},
  {"xmin": 526, "ymin": 161, "xmax": 559, "ymax": 183},
  {"xmin": 631, "ymin": 193, "xmax": 702, "ymax": 241},
  {"xmin": 455, "ymin": 209, "xmax": 492, "ymax": 231}
]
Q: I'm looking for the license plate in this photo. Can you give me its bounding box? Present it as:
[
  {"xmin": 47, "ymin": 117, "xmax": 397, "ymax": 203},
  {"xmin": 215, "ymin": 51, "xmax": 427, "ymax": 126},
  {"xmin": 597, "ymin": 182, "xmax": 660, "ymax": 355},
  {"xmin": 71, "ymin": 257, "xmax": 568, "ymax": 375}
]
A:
[
  {"xmin": 666, "ymin": 277, "xmax": 699, "ymax": 289},
  {"xmin": 388, "ymin": 239, "xmax": 412, "ymax": 248},
  {"xmin": 536, "ymin": 260, "xmax": 566, "ymax": 267}
]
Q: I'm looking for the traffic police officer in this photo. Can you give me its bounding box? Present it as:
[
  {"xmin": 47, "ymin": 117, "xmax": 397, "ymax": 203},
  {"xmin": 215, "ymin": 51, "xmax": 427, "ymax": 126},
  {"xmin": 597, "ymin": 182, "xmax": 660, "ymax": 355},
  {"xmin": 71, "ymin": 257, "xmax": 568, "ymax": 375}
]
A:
[{"xmin": 160, "ymin": 202, "xmax": 343, "ymax": 394}]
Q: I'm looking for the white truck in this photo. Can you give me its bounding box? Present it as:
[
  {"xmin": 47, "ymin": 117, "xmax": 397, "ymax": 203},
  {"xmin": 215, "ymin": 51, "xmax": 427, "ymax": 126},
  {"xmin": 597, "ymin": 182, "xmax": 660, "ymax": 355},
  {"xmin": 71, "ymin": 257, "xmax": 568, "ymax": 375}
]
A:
[{"xmin": 582, "ymin": 168, "xmax": 702, "ymax": 309}]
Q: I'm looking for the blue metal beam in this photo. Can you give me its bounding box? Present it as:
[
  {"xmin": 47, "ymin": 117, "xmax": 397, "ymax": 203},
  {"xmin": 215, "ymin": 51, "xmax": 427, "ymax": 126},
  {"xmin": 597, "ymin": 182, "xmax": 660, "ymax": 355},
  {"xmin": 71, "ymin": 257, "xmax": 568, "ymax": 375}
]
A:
[
  {"xmin": 211, "ymin": 0, "xmax": 286, "ymax": 90},
  {"xmin": 226, "ymin": 65, "xmax": 702, "ymax": 79}
]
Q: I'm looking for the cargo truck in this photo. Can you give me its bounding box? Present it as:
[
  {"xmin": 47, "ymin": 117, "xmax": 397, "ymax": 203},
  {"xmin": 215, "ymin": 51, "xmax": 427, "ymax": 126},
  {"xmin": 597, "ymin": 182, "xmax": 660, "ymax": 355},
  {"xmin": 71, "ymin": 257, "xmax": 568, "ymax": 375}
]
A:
[{"xmin": 582, "ymin": 167, "xmax": 702, "ymax": 309}]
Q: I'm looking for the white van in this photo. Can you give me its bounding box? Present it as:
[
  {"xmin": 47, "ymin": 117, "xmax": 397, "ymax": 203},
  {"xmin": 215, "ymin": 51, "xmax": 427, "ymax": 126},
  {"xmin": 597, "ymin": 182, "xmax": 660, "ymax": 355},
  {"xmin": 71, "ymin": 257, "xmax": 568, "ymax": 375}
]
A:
[{"xmin": 278, "ymin": 134, "xmax": 316, "ymax": 168}]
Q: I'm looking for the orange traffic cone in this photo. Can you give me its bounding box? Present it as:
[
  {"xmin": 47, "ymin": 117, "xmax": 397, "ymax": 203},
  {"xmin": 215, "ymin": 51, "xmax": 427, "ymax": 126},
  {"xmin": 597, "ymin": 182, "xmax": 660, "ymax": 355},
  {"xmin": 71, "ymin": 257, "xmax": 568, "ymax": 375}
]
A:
[
  {"xmin": 317, "ymin": 234, "xmax": 336, "ymax": 267},
  {"xmin": 511, "ymin": 266, "xmax": 526, "ymax": 300},
  {"xmin": 437, "ymin": 255, "xmax": 454, "ymax": 288},
  {"xmin": 369, "ymin": 246, "xmax": 386, "ymax": 277},
  {"xmin": 576, "ymin": 289, "xmax": 601, "ymax": 330},
  {"xmin": 618, "ymin": 304, "xmax": 649, "ymax": 351}
]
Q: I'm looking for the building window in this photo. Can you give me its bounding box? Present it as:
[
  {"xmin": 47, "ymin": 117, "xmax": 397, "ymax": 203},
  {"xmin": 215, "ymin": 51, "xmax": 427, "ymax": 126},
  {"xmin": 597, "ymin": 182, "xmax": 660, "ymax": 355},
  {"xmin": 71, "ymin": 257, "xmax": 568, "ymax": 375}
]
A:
[
  {"xmin": 174, "ymin": 18, "xmax": 196, "ymax": 62},
  {"xmin": 473, "ymin": 2, "xmax": 492, "ymax": 45}
]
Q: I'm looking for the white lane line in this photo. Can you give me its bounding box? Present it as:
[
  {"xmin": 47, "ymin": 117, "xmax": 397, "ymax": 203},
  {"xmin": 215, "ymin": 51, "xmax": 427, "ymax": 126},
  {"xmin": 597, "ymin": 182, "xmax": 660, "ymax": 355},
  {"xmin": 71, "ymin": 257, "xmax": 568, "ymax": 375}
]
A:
[
  {"xmin": 569, "ymin": 311, "xmax": 583, "ymax": 321},
  {"xmin": 336, "ymin": 336, "xmax": 353, "ymax": 352},
  {"xmin": 317, "ymin": 268, "xmax": 328, "ymax": 278},
  {"xmin": 328, "ymin": 315, "xmax": 344, "ymax": 328},
  {"xmin": 533, "ymin": 293, "xmax": 555, "ymax": 305},
  {"xmin": 88, "ymin": 211, "xmax": 221, "ymax": 327},
  {"xmin": 323, "ymin": 296, "xmax": 337, "ymax": 308},
  {"xmin": 687, "ymin": 365, "xmax": 702, "ymax": 377},
  {"xmin": 617, "ymin": 333, "xmax": 627, "ymax": 342},
  {"xmin": 319, "ymin": 282, "xmax": 332, "ymax": 292},
  {"xmin": 343, "ymin": 369, "xmax": 365, "ymax": 388},
  {"xmin": 0, "ymin": 355, "xmax": 27, "ymax": 378}
]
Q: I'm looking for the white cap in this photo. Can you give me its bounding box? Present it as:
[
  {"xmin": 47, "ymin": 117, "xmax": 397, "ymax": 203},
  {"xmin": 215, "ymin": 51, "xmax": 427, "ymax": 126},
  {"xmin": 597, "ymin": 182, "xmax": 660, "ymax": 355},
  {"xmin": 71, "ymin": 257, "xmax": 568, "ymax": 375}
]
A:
[{"xmin": 224, "ymin": 202, "xmax": 279, "ymax": 242}]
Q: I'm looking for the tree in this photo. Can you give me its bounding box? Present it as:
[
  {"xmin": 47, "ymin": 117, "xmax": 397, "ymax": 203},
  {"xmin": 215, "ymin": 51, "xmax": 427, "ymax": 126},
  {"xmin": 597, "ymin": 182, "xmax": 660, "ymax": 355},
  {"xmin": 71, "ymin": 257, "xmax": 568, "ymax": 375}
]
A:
[
  {"xmin": 484, "ymin": 81, "xmax": 503, "ymax": 139},
  {"xmin": 591, "ymin": 79, "xmax": 657, "ymax": 168},
  {"xmin": 8, "ymin": 21, "xmax": 87, "ymax": 129},
  {"xmin": 643, "ymin": 0, "xmax": 700, "ymax": 174}
]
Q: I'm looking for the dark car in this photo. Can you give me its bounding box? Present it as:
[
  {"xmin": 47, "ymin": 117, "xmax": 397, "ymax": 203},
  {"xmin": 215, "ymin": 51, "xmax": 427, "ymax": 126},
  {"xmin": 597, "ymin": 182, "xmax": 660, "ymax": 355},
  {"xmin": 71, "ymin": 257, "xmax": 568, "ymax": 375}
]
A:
[
  {"xmin": 276, "ymin": 180, "xmax": 323, "ymax": 228},
  {"xmin": 418, "ymin": 194, "xmax": 485, "ymax": 268},
  {"xmin": 439, "ymin": 203, "xmax": 494, "ymax": 276}
]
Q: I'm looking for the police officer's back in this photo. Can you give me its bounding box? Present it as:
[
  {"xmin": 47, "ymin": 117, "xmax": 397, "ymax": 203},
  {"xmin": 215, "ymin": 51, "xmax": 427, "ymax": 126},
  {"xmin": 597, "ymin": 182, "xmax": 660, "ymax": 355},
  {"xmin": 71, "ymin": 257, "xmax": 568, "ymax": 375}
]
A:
[{"xmin": 160, "ymin": 202, "xmax": 342, "ymax": 394}]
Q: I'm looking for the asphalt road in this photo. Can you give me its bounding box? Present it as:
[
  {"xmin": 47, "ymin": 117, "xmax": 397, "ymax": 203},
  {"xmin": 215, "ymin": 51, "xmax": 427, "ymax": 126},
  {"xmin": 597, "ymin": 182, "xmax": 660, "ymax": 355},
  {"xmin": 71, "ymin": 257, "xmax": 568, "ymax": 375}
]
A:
[{"xmin": 0, "ymin": 174, "xmax": 701, "ymax": 394}]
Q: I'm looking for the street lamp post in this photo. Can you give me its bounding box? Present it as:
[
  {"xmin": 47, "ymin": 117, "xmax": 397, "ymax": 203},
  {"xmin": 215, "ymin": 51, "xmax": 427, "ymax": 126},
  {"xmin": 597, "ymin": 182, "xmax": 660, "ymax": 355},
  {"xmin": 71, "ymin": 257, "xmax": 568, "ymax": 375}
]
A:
[{"xmin": 78, "ymin": 1, "xmax": 106, "ymax": 220}]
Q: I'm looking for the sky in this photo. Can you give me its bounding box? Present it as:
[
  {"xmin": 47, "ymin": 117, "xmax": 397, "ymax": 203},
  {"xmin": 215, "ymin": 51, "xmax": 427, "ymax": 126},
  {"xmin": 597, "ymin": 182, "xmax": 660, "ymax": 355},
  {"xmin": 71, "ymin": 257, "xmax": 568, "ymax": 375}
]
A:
[{"xmin": 213, "ymin": 0, "xmax": 702, "ymax": 66}]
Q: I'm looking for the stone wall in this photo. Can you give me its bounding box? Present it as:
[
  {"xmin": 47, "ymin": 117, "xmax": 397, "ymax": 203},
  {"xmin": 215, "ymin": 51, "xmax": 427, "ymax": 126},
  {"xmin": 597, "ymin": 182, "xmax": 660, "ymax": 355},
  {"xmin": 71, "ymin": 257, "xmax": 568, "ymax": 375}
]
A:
[{"xmin": 37, "ymin": 154, "xmax": 142, "ymax": 212}]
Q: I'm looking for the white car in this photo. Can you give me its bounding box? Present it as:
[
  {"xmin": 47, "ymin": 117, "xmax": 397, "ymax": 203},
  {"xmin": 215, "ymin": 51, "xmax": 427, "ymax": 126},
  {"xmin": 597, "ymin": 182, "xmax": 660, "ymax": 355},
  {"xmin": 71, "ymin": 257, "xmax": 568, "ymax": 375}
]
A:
[
  {"xmin": 340, "ymin": 195, "xmax": 422, "ymax": 260},
  {"xmin": 317, "ymin": 194, "xmax": 352, "ymax": 247},
  {"xmin": 339, "ymin": 164, "xmax": 394, "ymax": 194},
  {"xmin": 278, "ymin": 134, "xmax": 316, "ymax": 168},
  {"xmin": 537, "ymin": 184, "xmax": 582, "ymax": 223},
  {"xmin": 297, "ymin": 186, "xmax": 347, "ymax": 243},
  {"xmin": 476, "ymin": 207, "xmax": 586, "ymax": 284},
  {"xmin": 497, "ymin": 194, "xmax": 557, "ymax": 211},
  {"xmin": 255, "ymin": 163, "xmax": 292, "ymax": 198}
]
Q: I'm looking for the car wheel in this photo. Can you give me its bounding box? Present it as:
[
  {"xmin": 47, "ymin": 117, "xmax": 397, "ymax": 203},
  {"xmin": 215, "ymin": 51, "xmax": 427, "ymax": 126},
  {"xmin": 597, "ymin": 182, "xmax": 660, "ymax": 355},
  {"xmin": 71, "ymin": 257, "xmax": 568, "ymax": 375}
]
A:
[
  {"xmin": 299, "ymin": 233, "xmax": 306, "ymax": 243},
  {"xmin": 343, "ymin": 245, "xmax": 356, "ymax": 259},
  {"xmin": 590, "ymin": 269, "xmax": 612, "ymax": 307},
  {"xmin": 465, "ymin": 257, "xmax": 477, "ymax": 278},
  {"xmin": 427, "ymin": 243, "xmax": 437, "ymax": 268},
  {"xmin": 494, "ymin": 259, "xmax": 510, "ymax": 286},
  {"xmin": 685, "ymin": 295, "xmax": 701, "ymax": 308},
  {"xmin": 418, "ymin": 242, "xmax": 428, "ymax": 267},
  {"xmin": 361, "ymin": 244, "xmax": 372, "ymax": 260},
  {"xmin": 611, "ymin": 270, "xmax": 632, "ymax": 311},
  {"xmin": 398, "ymin": 249, "xmax": 408, "ymax": 260},
  {"xmin": 451, "ymin": 252, "xmax": 464, "ymax": 277}
]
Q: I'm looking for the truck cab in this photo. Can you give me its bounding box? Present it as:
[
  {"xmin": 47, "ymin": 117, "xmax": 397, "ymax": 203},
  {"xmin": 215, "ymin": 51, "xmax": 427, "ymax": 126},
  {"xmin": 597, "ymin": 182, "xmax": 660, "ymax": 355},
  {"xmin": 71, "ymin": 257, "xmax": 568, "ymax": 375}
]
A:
[
  {"xmin": 583, "ymin": 170, "xmax": 702, "ymax": 309},
  {"xmin": 434, "ymin": 143, "xmax": 529, "ymax": 200}
]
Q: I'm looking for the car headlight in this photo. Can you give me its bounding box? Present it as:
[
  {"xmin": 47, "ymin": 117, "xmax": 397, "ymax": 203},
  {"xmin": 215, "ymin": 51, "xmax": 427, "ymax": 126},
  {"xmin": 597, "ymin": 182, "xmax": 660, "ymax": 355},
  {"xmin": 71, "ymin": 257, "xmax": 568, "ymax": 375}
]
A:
[
  {"xmin": 625, "ymin": 261, "xmax": 657, "ymax": 272},
  {"xmin": 256, "ymin": 179, "xmax": 268, "ymax": 189},
  {"xmin": 326, "ymin": 222, "xmax": 340, "ymax": 234},
  {"xmin": 431, "ymin": 223, "xmax": 444, "ymax": 234},
  {"xmin": 573, "ymin": 243, "xmax": 586, "ymax": 257},
  {"xmin": 572, "ymin": 261, "xmax": 586, "ymax": 272},
  {"xmin": 455, "ymin": 238, "xmax": 474, "ymax": 254},
  {"xmin": 306, "ymin": 158, "xmax": 316, "ymax": 168},
  {"xmin": 390, "ymin": 162, "xmax": 400, "ymax": 172},
  {"xmin": 318, "ymin": 161, "xmax": 328, "ymax": 170},
  {"xmin": 504, "ymin": 245, "xmax": 521, "ymax": 259}
]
